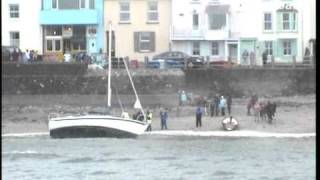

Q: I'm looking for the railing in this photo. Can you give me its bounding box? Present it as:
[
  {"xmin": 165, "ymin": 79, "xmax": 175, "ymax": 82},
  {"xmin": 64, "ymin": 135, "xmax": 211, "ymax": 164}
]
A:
[
  {"xmin": 171, "ymin": 26, "xmax": 205, "ymax": 40},
  {"xmin": 3, "ymin": 53, "xmax": 314, "ymax": 70}
]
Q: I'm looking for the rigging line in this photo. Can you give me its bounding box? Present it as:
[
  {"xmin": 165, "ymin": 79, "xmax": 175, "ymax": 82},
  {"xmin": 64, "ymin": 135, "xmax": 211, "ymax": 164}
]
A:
[
  {"xmin": 123, "ymin": 56, "xmax": 146, "ymax": 122},
  {"xmin": 113, "ymin": 83, "xmax": 124, "ymax": 113}
]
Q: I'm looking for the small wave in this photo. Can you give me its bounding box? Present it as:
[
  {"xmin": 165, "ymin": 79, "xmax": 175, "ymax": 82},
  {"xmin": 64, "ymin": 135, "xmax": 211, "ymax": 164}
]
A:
[
  {"xmin": 61, "ymin": 157, "xmax": 94, "ymax": 163},
  {"xmin": 90, "ymin": 170, "xmax": 117, "ymax": 175},
  {"xmin": 145, "ymin": 131, "xmax": 315, "ymax": 138},
  {"xmin": 194, "ymin": 158, "xmax": 208, "ymax": 162},
  {"xmin": 2, "ymin": 132, "xmax": 49, "ymax": 137},
  {"xmin": 104, "ymin": 157, "xmax": 135, "ymax": 162},
  {"xmin": 3, "ymin": 150, "xmax": 60, "ymax": 160},
  {"xmin": 153, "ymin": 156, "xmax": 178, "ymax": 161},
  {"xmin": 213, "ymin": 170, "xmax": 236, "ymax": 176}
]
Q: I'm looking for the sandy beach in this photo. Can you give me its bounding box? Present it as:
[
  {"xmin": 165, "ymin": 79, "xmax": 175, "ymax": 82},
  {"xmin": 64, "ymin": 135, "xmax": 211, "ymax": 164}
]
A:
[{"xmin": 1, "ymin": 94, "xmax": 315, "ymax": 134}]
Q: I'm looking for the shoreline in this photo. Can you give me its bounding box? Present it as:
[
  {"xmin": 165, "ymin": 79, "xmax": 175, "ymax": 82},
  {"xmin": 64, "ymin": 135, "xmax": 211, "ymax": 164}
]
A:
[
  {"xmin": 2, "ymin": 131, "xmax": 315, "ymax": 138},
  {"xmin": 2, "ymin": 94, "xmax": 315, "ymax": 134}
]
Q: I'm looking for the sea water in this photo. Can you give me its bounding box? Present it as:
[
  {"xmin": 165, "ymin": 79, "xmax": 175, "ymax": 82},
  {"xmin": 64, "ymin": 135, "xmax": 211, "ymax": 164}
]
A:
[{"xmin": 2, "ymin": 133, "xmax": 315, "ymax": 180}]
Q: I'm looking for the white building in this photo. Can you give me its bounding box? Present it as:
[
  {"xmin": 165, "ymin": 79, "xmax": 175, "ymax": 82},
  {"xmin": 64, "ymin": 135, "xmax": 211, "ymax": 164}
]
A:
[
  {"xmin": 1, "ymin": 0, "xmax": 42, "ymax": 53},
  {"xmin": 170, "ymin": 0, "xmax": 316, "ymax": 65}
]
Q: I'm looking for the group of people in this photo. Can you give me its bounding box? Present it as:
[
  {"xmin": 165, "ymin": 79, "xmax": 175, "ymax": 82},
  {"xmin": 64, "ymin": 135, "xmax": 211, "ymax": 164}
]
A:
[
  {"xmin": 242, "ymin": 49, "xmax": 271, "ymax": 66},
  {"xmin": 195, "ymin": 94, "xmax": 232, "ymax": 128},
  {"xmin": 241, "ymin": 50, "xmax": 256, "ymax": 66},
  {"xmin": 131, "ymin": 107, "xmax": 169, "ymax": 131},
  {"xmin": 129, "ymin": 93, "xmax": 277, "ymax": 131},
  {"xmin": 209, "ymin": 94, "xmax": 232, "ymax": 117},
  {"xmin": 7, "ymin": 49, "xmax": 40, "ymax": 63},
  {"xmin": 247, "ymin": 94, "xmax": 277, "ymax": 124}
]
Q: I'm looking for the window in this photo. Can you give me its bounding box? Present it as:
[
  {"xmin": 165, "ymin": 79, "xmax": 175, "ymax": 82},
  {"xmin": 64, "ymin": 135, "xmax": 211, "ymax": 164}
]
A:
[
  {"xmin": 55, "ymin": 40, "xmax": 61, "ymax": 51},
  {"xmin": 208, "ymin": 14, "xmax": 226, "ymax": 30},
  {"xmin": 280, "ymin": 12, "xmax": 297, "ymax": 31},
  {"xmin": 46, "ymin": 26, "xmax": 62, "ymax": 36},
  {"xmin": 10, "ymin": 32, "xmax": 20, "ymax": 47},
  {"xmin": 282, "ymin": 13, "xmax": 290, "ymax": 30},
  {"xmin": 52, "ymin": 0, "xmax": 57, "ymax": 8},
  {"xmin": 193, "ymin": 14, "xmax": 199, "ymax": 30},
  {"xmin": 147, "ymin": 1, "xmax": 158, "ymax": 22},
  {"xmin": 292, "ymin": 13, "xmax": 296, "ymax": 30},
  {"xmin": 58, "ymin": 0, "xmax": 79, "ymax": 9},
  {"xmin": 88, "ymin": 28, "xmax": 97, "ymax": 35},
  {"xmin": 134, "ymin": 32, "xmax": 155, "ymax": 52},
  {"xmin": 89, "ymin": 0, "xmax": 95, "ymax": 9},
  {"xmin": 81, "ymin": 0, "xmax": 85, "ymax": 8},
  {"xmin": 192, "ymin": 41, "xmax": 200, "ymax": 55},
  {"xmin": 283, "ymin": 40, "xmax": 291, "ymax": 55},
  {"xmin": 211, "ymin": 41, "xmax": 219, "ymax": 55},
  {"xmin": 119, "ymin": 1, "xmax": 130, "ymax": 22},
  {"xmin": 139, "ymin": 32, "xmax": 151, "ymax": 51},
  {"xmin": 46, "ymin": 39, "xmax": 62, "ymax": 52},
  {"xmin": 70, "ymin": 26, "xmax": 86, "ymax": 51},
  {"xmin": 264, "ymin": 41, "xmax": 273, "ymax": 55},
  {"xmin": 264, "ymin": 13, "xmax": 272, "ymax": 30},
  {"xmin": 9, "ymin": 4, "xmax": 19, "ymax": 18},
  {"xmin": 47, "ymin": 40, "xmax": 53, "ymax": 51}
]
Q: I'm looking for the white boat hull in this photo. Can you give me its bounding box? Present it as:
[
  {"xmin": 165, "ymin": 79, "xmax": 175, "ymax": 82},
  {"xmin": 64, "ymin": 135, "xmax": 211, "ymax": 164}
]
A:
[
  {"xmin": 49, "ymin": 115, "xmax": 148, "ymax": 138},
  {"xmin": 222, "ymin": 116, "xmax": 239, "ymax": 131}
]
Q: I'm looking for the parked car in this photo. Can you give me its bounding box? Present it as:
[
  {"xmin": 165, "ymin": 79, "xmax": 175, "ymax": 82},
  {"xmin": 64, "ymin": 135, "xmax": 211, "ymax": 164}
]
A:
[
  {"xmin": 186, "ymin": 56, "xmax": 205, "ymax": 68},
  {"xmin": 148, "ymin": 51, "xmax": 203, "ymax": 69},
  {"xmin": 146, "ymin": 59, "xmax": 166, "ymax": 69},
  {"xmin": 147, "ymin": 59, "xmax": 185, "ymax": 69}
]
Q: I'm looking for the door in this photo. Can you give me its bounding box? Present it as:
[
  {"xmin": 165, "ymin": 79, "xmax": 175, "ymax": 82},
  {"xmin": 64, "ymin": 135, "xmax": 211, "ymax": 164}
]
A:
[
  {"xmin": 63, "ymin": 39, "xmax": 71, "ymax": 53},
  {"xmin": 228, "ymin": 44, "xmax": 238, "ymax": 63},
  {"xmin": 88, "ymin": 38, "xmax": 97, "ymax": 54}
]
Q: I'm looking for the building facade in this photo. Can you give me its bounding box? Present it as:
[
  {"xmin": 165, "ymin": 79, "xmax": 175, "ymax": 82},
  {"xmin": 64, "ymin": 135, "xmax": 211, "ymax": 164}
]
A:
[
  {"xmin": 104, "ymin": 0, "xmax": 171, "ymax": 61},
  {"xmin": 40, "ymin": 0, "xmax": 105, "ymax": 57},
  {"xmin": 2, "ymin": 0, "xmax": 42, "ymax": 53},
  {"xmin": 171, "ymin": 0, "xmax": 315, "ymax": 65}
]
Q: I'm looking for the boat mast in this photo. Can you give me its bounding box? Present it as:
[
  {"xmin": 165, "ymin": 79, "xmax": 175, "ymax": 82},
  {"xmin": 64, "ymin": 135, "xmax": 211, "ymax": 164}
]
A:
[{"xmin": 107, "ymin": 21, "xmax": 112, "ymax": 107}]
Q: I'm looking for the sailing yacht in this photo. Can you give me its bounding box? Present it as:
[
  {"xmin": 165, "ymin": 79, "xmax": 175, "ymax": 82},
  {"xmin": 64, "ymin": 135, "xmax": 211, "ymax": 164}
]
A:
[{"xmin": 48, "ymin": 22, "xmax": 148, "ymax": 138}]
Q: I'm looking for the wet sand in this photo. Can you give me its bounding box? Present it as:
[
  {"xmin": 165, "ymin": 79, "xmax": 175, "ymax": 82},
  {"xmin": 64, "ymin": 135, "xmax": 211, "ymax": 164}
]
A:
[{"xmin": 1, "ymin": 94, "xmax": 315, "ymax": 134}]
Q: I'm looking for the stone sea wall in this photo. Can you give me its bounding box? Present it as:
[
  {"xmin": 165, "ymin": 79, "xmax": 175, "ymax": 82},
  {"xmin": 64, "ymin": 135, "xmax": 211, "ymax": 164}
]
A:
[{"xmin": 2, "ymin": 63, "xmax": 315, "ymax": 97}]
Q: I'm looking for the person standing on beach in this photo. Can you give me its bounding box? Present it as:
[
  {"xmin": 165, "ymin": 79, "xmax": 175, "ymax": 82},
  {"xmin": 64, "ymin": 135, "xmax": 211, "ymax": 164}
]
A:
[
  {"xmin": 160, "ymin": 108, "xmax": 168, "ymax": 130},
  {"xmin": 146, "ymin": 110, "xmax": 153, "ymax": 131},
  {"xmin": 210, "ymin": 98, "xmax": 215, "ymax": 117},
  {"xmin": 196, "ymin": 105, "xmax": 204, "ymax": 127},
  {"xmin": 214, "ymin": 94, "xmax": 220, "ymax": 116},
  {"xmin": 262, "ymin": 50, "xmax": 268, "ymax": 66},
  {"xmin": 12, "ymin": 48, "xmax": 19, "ymax": 62},
  {"xmin": 227, "ymin": 94, "xmax": 232, "ymax": 115},
  {"xmin": 219, "ymin": 96, "xmax": 227, "ymax": 116}
]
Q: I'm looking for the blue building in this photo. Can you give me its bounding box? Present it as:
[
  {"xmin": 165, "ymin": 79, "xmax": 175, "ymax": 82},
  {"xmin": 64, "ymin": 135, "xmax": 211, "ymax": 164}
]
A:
[{"xmin": 40, "ymin": 0, "xmax": 104, "ymax": 56}]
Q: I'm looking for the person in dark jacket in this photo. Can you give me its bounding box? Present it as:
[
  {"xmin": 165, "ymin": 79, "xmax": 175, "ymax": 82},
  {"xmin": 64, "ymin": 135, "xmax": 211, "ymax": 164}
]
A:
[
  {"xmin": 12, "ymin": 48, "xmax": 19, "ymax": 62},
  {"xmin": 160, "ymin": 108, "xmax": 168, "ymax": 130},
  {"xmin": 262, "ymin": 50, "xmax": 268, "ymax": 65},
  {"xmin": 214, "ymin": 94, "xmax": 220, "ymax": 116},
  {"xmin": 196, "ymin": 105, "xmax": 204, "ymax": 127},
  {"xmin": 210, "ymin": 98, "xmax": 215, "ymax": 117},
  {"xmin": 227, "ymin": 94, "xmax": 232, "ymax": 115}
]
